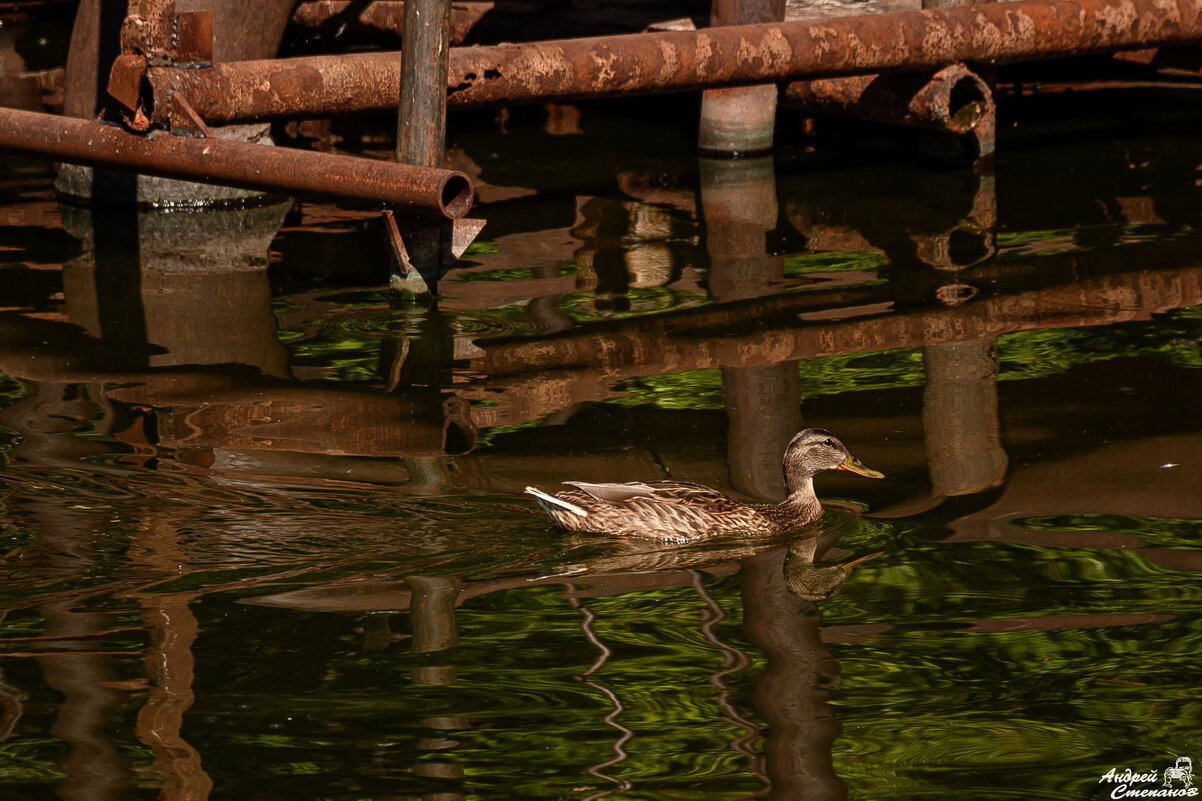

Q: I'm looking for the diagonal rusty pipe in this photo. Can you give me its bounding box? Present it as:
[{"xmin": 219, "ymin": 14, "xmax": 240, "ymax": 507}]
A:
[
  {"xmin": 145, "ymin": 0, "xmax": 1202, "ymax": 124},
  {"xmin": 0, "ymin": 106, "xmax": 474, "ymax": 217}
]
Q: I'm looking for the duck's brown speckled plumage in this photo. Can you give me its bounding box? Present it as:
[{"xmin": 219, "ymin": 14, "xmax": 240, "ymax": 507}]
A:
[{"xmin": 525, "ymin": 429, "xmax": 882, "ymax": 541}]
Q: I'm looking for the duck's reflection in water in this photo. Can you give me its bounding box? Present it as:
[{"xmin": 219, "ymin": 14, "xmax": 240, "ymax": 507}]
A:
[{"xmin": 526, "ymin": 518, "xmax": 880, "ymax": 801}]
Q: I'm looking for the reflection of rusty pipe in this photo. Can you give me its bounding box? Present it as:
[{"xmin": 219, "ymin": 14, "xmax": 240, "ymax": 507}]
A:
[
  {"xmin": 0, "ymin": 106, "xmax": 473, "ymax": 217},
  {"xmin": 783, "ymin": 63, "xmax": 992, "ymax": 135},
  {"xmin": 149, "ymin": 0, "xmax": 1202, "ymax": 123}
]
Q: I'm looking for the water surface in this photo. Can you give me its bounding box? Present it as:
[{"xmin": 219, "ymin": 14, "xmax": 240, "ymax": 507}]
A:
[{"xmin": 1, "ymin": 90, "xmax": 1200, "ymax": 800}]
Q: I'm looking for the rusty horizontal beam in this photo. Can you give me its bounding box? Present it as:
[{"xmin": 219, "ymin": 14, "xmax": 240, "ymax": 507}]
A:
[
  {"xmin": 147, "ymin": 0, "xmax": 1202, "ymax": 123},
  {"xmin": 0, "ymin": 106, "xmax": 473, "ymax": 217}
]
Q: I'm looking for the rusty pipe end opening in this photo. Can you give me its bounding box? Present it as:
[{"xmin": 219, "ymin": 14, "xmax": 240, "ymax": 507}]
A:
[
  {"xmin": 440, "ymin": 172, "xmax": 474, "ymax": 218},
  {"xmin": 945, "ymin": 75, "xmax": 990, "ymax": 135}
]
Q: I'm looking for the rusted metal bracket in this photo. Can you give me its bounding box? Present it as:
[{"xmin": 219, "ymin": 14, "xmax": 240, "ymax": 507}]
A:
[
  {"xmin": 108, "ymin": 7, "xmax": 214, "ymax": 133},
  {"xmin": 383, "ymin": 210, "xmax": 488, "ymax": 298},
  {"xmin": 171, "ymin": 91, "xmax": 212, "ymax": 137},
  {"xmin": 383, "ymin": 208, "xmax": 434, "ymax": 299},
  {"xmin": 107, "ymin": 53, "xmax": 148, "ymax": 115}
]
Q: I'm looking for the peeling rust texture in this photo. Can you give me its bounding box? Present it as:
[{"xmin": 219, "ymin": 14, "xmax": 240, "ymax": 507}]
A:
[
  {"xmin": 397, "ymin": 0, "xmax": 452, "ymax": 167},
  {"xmin": 783, "ymin": 63, "xmax": 993, "ymax": 134},
  {"xmin": 106, "ymin": 54, "xmax": 147, "ymax": 112},
  {"xmin": 290, "ymin": 0, "xmax": 493, "ymax": 45},
  {"xmin": 148, "ymin": 0, "xmax": 1202, "ymax": 123},
  {"xmin": 0, "ymin": 106, "xmax": 474, "ymax": 217},
  {"xmin": 175, "ymin": 10, "xmax": 214, "ymax": 65}
]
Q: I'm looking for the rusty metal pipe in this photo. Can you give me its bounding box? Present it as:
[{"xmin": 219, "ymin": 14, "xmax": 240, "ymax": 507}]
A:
[
  {"xmin": 782, "ymin": 63, "xmax": 992, "ymax": 135},
  {"xmin": 148, "ymin": 0, "xmax": 1202, "ymax": 123},
  {"xmin": 0, "ymin": 106, "xmax": 473, "ymax": 217}
]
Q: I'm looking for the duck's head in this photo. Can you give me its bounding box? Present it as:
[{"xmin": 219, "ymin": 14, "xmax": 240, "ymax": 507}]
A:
[
  {"xmin": 785, "ymin": 549, "xmax": 883, "ymax": 601},
  {"xmin": 783, "ymin": 428, "xmax": 884, "ymax": 484}
]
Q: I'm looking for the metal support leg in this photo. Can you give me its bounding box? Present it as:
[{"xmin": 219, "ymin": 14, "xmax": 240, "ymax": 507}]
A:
[{"xmin": 394, "ymin": 0, "xmax": 454, "ymax": 298}]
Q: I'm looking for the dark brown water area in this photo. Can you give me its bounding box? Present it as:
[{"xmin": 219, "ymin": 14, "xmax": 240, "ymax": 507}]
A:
[{"xmin": 0, "ymin": 87, "xmax": 1200, "ymax": 800}]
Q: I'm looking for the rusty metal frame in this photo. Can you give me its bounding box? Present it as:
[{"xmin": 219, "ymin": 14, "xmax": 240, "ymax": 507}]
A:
[{"xmin": 143, "ymin": 0, "xmax": 1202, "ymax": 124}]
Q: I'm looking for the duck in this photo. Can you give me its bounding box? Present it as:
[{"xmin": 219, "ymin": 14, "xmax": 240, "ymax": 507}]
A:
[{"xmin": 525, "ymin": 428, "xmax": 883, "ymax": 541}]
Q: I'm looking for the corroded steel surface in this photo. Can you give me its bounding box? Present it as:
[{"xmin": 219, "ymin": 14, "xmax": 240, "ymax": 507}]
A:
[
  {"xmin": 783, "ymin": 63, "xmax": 993, "ymax": 134},
  {"xmin": 291, "ymin": 0, "xmax": 495, "ymax": 45},
  {"xmin": 148, "ymin": 0, "xmax": 1202, "ymax": 122},
  {"xmin": 0, "ymin": 107, "xmax": 474, "ymax": 217},
  {"xmin": 398, "ymin": 0, "xmax": 452, "ymax": 168}
]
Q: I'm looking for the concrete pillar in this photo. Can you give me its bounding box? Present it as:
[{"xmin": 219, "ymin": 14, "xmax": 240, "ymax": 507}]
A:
[{"xmin": 698, "ymin": 0, "xmax": 785, "ymax": 154}]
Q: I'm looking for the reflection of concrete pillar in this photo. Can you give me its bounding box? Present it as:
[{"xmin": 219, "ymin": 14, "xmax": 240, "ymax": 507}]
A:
[
  {"xmin": 698, "ymin": 0, "xmax": 785, "ymax": 154},
  {"xmin": 129, "ymin": 514, "xmax": 213, "ymax": 801},
  {"xmin": 700, "ymin": 157, "xmax": 780, "ymax": 301},
  {"xmin": 922, "ymin": 338, "xmax": 1008, "ymax": 496},
  {"xmin": 137, "ymin": 596, "xmax": 213, "ymax": 801},
  {"xmin": 409, "ymin": 576, "xmax": 461, "ymax": 654},
  {"xmin": 407, "ymin": 576, "xmax": 467, "ymax": 800},
  {"xmin": 5, "ymin": 380, "xmax": 134, "ymax": 800},
  {"xmin": 36, "ymin": 604, "xmax": 130, "ymax": 801},
  {"xmin": 58, "ymin": 203, "xmax": 291, "ymax": 378},
  {"xmin": 740, "ymin": 548, "xmax": 846, "ymax": 801},
  {"xmin": 722, "ymin": 364, "xmax": 802, "ymax": 501},
  {"xmin": 701, "ymin": 157, "xmax": 801, "ymax": 500}
]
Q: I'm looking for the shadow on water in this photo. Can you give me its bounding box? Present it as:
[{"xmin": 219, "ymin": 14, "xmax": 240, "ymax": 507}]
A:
[{"xmin": 0, "ymin": 90, "xmax": 1200, "ymax": 800}]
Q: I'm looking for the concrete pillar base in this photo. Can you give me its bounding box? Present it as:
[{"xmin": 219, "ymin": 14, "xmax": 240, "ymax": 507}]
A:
[{"xmin": 698, "ymin": 84, "xmax": 778, "ymax": 157}]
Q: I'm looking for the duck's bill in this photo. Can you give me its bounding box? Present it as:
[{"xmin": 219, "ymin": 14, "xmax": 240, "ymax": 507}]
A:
[{"xmin": 838, "ymin": 454, "xmax": 884, "ymax": 479}]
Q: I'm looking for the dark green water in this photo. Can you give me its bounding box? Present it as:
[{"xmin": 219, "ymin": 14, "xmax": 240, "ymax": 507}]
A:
[{"xmin": 1, "ymin": 87, "xmax": 1201, "ymax": 801}]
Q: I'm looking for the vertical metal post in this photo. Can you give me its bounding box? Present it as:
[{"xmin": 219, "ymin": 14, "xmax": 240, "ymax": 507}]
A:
[
  {"xmin": 698, "ymin": 0, "xmax": 785, "ymax": 155},
  {"xmin": 398, "ymin": 0, "xmax": 451, "ymax": 168},
  {"xmin": 394, "ymin": 0, "xmax": 454, "ymax": 297}
]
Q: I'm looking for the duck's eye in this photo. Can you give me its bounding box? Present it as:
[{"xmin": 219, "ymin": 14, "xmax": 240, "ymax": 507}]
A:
[{"xmin": 822, "ymin": 439, "xmax": 834, "ymax": 447}]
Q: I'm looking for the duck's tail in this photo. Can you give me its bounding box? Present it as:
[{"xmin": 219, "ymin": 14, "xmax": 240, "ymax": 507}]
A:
[{"xmin": 524, "ymin": 486, "xmax": 588, "ymax": 517}]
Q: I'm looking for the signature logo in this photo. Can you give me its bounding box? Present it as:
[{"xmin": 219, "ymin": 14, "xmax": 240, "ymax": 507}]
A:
[{"xmin": 1099, "ymin": 757, "xmax": 1196, "ymax": 798}]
